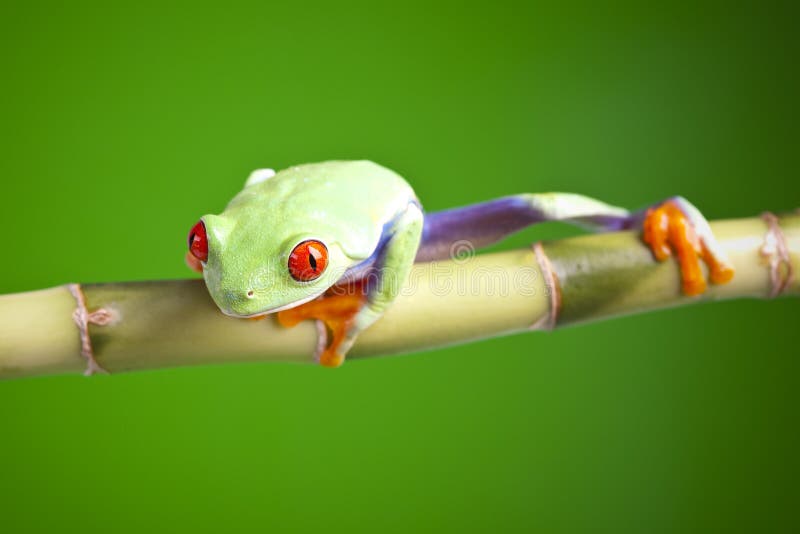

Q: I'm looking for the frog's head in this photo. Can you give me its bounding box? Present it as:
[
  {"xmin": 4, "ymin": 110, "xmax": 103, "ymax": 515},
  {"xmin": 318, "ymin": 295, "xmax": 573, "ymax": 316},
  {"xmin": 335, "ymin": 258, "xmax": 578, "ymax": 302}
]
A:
[
  {"xmin": 187, "ymin": 210, "xmax": 352, "ymax": 318},
  {"xmin": 187, "ymin": 163, "xmax": 396, "ymax": 317}
]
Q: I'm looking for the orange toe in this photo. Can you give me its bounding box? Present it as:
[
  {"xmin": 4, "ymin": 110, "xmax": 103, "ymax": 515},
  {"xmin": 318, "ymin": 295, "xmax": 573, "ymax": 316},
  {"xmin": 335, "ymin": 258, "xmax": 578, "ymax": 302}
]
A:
[
  {"xmin": 668, "ymin": 212, "xmax": 706, "ymax": 296},
  {"xmin": 319, "ymin": 350, "xmax": 346, "ymax": 368},
  {"xmin": 642, "ymin": 206, "xmax": 672, "ymax": 261},
  {"xmin": 702, "ymin": 245, "xmax": 735, "ymax": 285}
]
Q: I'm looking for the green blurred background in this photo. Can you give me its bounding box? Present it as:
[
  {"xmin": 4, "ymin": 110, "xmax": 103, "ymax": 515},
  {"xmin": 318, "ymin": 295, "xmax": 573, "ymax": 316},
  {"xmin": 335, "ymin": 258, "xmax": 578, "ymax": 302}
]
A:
[{"xmin": 1, "ymin": 1, "xmax": 798, "ymax": 532}]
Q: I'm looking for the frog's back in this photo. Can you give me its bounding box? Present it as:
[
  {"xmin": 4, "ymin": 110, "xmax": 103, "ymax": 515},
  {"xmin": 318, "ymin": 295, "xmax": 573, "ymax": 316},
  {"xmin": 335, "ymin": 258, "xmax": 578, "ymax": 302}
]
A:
[
  {"xmin": 230, "ymin": 160, "xmax": 412, "ymax": 210},
  {"xmin": 279, "ymin": 160, "xmax": 413, "ymax": 210},
  {"xmin": 223, "ymin": 160, "xmax": 417, "ymax": 260}
]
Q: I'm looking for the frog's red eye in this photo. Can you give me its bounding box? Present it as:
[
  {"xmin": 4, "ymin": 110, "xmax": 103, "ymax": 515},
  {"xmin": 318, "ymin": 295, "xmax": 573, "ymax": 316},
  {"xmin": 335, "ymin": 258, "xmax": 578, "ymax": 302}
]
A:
[
  {"xmin": 288, "ymin": 240, "xmax": 328, "ymax": 281},
  {"xmin": 188, "ymin": 220, "xmax": 208, "ymax": 262}
]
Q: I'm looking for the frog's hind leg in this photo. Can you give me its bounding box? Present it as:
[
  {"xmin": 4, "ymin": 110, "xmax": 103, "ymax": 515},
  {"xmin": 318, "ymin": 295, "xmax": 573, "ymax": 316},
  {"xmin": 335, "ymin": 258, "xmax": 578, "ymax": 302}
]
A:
[
  {"xmin": 417, "ymin": 193, "xmax": 734, "ymax": 296},
  {"xmin": 416, "ymin": 193, "xmax": 633, "ymax": 261}
]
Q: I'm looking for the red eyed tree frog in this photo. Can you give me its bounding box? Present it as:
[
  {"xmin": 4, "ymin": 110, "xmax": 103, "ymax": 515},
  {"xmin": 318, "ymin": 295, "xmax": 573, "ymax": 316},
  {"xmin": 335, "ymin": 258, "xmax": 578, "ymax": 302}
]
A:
[{"xmin": 186, "ymin": 160, "xmax": 734, "ymax": 367}]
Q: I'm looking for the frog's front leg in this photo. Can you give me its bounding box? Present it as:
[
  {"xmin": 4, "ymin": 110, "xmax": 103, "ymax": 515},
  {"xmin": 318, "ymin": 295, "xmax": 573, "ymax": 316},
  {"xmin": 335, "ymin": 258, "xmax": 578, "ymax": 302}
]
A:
[
  {"xmin": 417, "ymin": 193, "xmax": 734, "ymax": 296},
  {"xmin": 277, "ymin": 203, "xmax": 424, "ymax": 367}
]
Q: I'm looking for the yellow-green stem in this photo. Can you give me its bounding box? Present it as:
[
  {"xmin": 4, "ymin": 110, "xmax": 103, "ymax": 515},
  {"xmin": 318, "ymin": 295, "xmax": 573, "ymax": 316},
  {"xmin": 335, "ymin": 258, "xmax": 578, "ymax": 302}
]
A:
[{"xmin": 0, "ymin": 213, "xmax": 797, "ymax": 380}]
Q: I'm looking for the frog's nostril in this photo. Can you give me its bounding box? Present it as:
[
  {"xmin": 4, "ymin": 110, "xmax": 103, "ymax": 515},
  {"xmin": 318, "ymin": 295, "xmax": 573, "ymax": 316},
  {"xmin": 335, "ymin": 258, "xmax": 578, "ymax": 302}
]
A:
[{"xmin": 246, "ymin": 290, "xmax": 255, "ymax": 299}]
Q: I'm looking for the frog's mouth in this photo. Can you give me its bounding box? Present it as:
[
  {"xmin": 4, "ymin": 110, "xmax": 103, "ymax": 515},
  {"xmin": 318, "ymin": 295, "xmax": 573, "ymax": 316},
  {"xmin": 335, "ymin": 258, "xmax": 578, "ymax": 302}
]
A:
[{"xmin": 217, "ymin": 286, "xmax": 329, "ymax": 318}]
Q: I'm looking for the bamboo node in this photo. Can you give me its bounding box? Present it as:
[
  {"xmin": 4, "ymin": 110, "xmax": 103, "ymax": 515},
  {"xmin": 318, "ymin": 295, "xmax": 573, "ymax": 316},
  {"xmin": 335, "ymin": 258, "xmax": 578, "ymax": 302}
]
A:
[
  {"xmin": 759, "ymin": 212, "xmax": 794, "ymax": 298},
  {"xmin": 530, "ymin": 242, "xmax": 561, "ymax": 330},
  {"xmin": 68, "ymin": 283, "xmax": 113, "ymax": 376}
]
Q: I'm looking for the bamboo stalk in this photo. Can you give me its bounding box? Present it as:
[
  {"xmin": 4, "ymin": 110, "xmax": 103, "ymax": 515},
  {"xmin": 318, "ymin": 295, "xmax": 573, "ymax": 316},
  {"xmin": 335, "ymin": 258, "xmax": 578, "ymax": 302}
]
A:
[{"xmin": 0, "ymin": 213, "xmax": 797, "ymax": 380}]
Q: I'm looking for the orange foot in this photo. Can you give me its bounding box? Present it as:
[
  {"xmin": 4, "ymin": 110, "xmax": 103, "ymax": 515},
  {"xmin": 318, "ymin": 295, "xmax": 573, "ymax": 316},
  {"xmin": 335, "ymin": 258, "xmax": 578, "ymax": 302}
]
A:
[
  {"xmin": 642, "ymin": 200, "xmax": 734, "ymax": 296},
  {"xmin": 276, "ymin": 289, "xmax": 366, "ymax": 368}
]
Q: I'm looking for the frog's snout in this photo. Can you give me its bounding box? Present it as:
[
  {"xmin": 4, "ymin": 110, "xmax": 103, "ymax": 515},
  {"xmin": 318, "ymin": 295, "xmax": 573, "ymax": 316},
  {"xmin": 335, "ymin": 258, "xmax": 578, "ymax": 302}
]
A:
[{"xmin": 213, "ymin": 287, "xmax": 269, "ymax": 318}]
